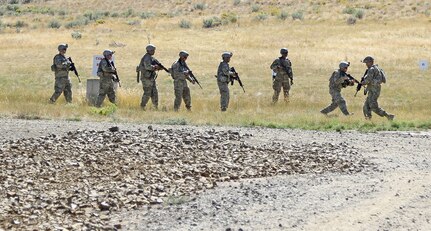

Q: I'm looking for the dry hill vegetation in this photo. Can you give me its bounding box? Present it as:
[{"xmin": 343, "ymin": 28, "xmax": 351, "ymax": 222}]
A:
[{"xmin": 0, "ymin": 0, "xmax": 430, "ymax": 130}]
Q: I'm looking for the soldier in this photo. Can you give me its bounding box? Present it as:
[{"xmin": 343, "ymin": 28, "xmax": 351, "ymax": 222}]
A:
[
  {"xmin": 217, "ymin": 51, "xmax": 236, "ymax": 111},
  {"xmin": 270, "ymin": 48, "xmax": 294, "ymax": 103},
  {"xmin": 95, "ymin": 49, "xmax": 117, "ymax": 107},
  {"xmin": 361, "ymin": 56, "xmax": 395, "ymax": 120},
  {"xmin": 171, "ymin": 51, "xmax": 196, "ymax": 111},
  {"xmin": 138, "ymin": 44, "xmax": 162, "ymax": 110},
  {"xmin": 320, "ymin": 61, "xmax": 354, "ymax": 116},
  {"xmin": 49, "ymin": 43, "xmax": 72, "ymax": 103}
]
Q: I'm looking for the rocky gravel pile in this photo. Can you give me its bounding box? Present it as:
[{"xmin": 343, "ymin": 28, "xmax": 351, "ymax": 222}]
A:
[{"xmin": 0, "ymin": 127, "xmax": 372, "ymax": 230}]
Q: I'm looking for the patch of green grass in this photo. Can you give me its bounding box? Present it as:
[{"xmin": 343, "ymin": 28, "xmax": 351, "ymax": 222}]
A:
[
  {"xmin": 160, "ymin": 118, "xmax": 188, "ymax": 125},
  {"xmin": 90, "ymin": 104, "xmax": 117, "ymax": 116}
]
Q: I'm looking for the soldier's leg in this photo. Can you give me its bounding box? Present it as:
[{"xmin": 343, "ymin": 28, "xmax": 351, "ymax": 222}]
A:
[
  {"xmin": 173, "ymin": 81, "xmax": 183, "ymax": 111},
  {"xmin": 320, "ymin": 98, "xmax": 338, "ymax": 115},
  {"xmin": 49, "ymin": 78, "xmax": 65, "ymax": 103},
  {"xmin": 107, "ymin": 84, "xmax": 116, "ymax": 104},
  {"xmin": 63, "ymin": 79, "xmax": 73, "ymax": 103},
  {"xmin": 363, "ymin": 96, "xmax": 372, "ymax": 119},
  {"xmin": 218, "ymin": 81, "xmax": 229, "ymax": 111},
  {"xmin": 151, "ymin": 84, "xmax": 159, "ymax": 109},
  {"xmin": 95, "ymin": 83, "xmax": 107, "ymax": 107},
  {"xmin": 282, "ymin": 80, "xmax": 291, "ymax": 101},
  {"xmin": 140, "ymin": 80, "xmax": 152, "ymax": 109},
  {"xmin": 368, "ymin": 88, "xmax": 390, "ymax": 118},
  {"xmin": 183, "ymin": 86, "xmax": 191, "ymax": 111},
  {"xmin": 272, "ymin": 79, "xmax": 282, "ymax": 103}
]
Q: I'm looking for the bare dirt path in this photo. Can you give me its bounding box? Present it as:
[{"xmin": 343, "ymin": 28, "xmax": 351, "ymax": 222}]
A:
[{"xmin": 0, "ymin": 118, "xmax": 430, "ymax": 230}]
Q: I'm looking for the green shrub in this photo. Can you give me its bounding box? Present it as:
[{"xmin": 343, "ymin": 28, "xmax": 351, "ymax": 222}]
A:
[
  {"xmin": 179, "ymin": 19, "xmax": 191, "ymax": 29},
  {"xmin": 71, "ymin": 31, "xmax": 82, "ymax": 39},
  {"xmin": 203, "ymin": 17, "xmax": 221, "ymax": 28},
  {"xmin": 194, "ymin": 3, "xmax": 206, "ymax": 10},
  {"xmin": 64, "ymin": 18, "xmax": 89, "ymax": 29},
  {"xmin": 140, "ymin": 11, "xmax": 155, "ymax": 19},
  {"xmin": 221, "ymin": 12, "xmax": 238, "ymax": 24},
  {"xmin": 111, "ymin": 12, "xmax": 119, "ymax": 17},
  {"xmin": 255, "ymin": 12, "xmax": 268, "ymax": 21},
  {"xmin": 354, "ymin": 9, "xmax": 364, "ymax": 19},
  {"xmin": 57, "ymin": 10, "xmax": 66, "ymax": 16},
  {"xmin": 233, "ymin": 0, "xmax": 241, "ymax": 6},
  {"xmin": 48, "ymin": 20, "xmax": 61, "ymax": 29},
  {"xmin": 292, "ymin": 11, "xmax": 304, "ymax": 20},
  {"xmin": 342, "ymin": 7, "xmax": 356, "ymax": 14},
  {"xmin": 122, "ymin": 8, "xmax": 134, "ymax": 17},
  {"xmin": 278, "ymin": 10, "xmax": 289, "ymax": 20},
  {"xmin": 251, "ymin": 4, "xmax": 260, "ymax": 12},
  {"xmin": 15, "ymin": 20, "xmax": 27, "ymax": 28}
]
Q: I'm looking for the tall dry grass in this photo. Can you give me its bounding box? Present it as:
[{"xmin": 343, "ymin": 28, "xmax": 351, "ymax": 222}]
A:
[{"xmin": 0, "ymin": 6, "xmax": 430, "ymax": 130}]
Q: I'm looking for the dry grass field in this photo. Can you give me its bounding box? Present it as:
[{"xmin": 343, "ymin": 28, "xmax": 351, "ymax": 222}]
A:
[{"xmin": 0, "ymin": 0, "xmax": 430, "ymax": 130}]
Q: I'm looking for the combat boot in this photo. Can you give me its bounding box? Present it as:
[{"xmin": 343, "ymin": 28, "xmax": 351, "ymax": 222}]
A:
[{"xmin": 386, "ymin": 114, "xmax": 395, "ymax": 121}]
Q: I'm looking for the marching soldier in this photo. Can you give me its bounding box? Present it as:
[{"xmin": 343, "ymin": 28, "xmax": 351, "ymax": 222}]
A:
[
  {"xmin": 270, "ymin": 48, "xmax": 294, "ymax": 103},
  {"xmin": 171, "ymin": 51, "xmax": 196, "ymax": 111},
  {"xmin": 320, "ymin": 61, "xmax": 354, "ymax": 116},
  {"xmin": 49, "ymin": 43, "xmax": 72, "ymax": 103},
  {"xmin": 361, "ymin": 56, "xmax": 395, "ymax": 120},
  {"xmin": 95, "ymin": 49, "xmax": 117, "ymax": 107},
  {"xmin": 217, "ymin": 52, "xmax": 236, "ymax": 112}
]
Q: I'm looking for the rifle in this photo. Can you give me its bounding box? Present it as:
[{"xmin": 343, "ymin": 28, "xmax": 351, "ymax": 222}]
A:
[
  {"xmin": 342, "ymin": 73, "xmax": 360, "ymax": 88},
  {"xmin": 136, "ymin": 66, "xmax": 140, "ymax": 83},
  {"xmin": 230, "ymin": 67, "xmax": 245, "ymax": 93},
  {"xmin": 354, "ymin": 69, "xmax": 368, "ymax": 97},
  {"xmin": 110, "ymin": 61, "xmax": 121, "ymax": 87},
  {"xmin": 67, "ymin": 57, "xmax": 81, "ymax": 83},
  {"xmin": 188, "ymin": 71, "xmax": 203, "ymax": 89},
  {"xmin": 151, "ymin": 59, "xmax": 170, "ymax": 73}
]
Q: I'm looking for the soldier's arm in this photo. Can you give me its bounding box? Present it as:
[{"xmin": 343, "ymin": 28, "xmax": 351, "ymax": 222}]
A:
[
  {"xmin": 286, "ymin": 60, "xmax": 293, "ymax": 79},
  {"xmin": 143, "ymin": 55, "xmax": 155, "ymax": 71},
  {"xmin": 171, "ymin": 62, "xmax": 182, "ymax": 78},
  {"xmin": 270, "ymin": 59, "xmax": 279, "ymax": 70}
]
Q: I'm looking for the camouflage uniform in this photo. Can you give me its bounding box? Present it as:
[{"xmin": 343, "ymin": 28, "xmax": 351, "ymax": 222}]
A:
[
  {"xmin": 362, "ymin": 63, "xmax": 393, "ymax": 119},
  {"xmin": 217, "ymin": 52, "xmax": 235, "ymax": 111},
  {"xmin": 270, "ymin": 53, "xmax": 293, "ymax": 103},
  {"xmin": 171, "ymin": 58, "xmax": 193, "ymax": 111},
  {"xmin": 95, "ymin": 55, "xmax": 116, "ymax": 107},
  {"xmin": 139, "ymin": 53, "xmax": 159, "ymax": 109},
  {"xmin": 50, "ymin": 52, "xmax": 72, "ymax": 103},
  {"xmin": 320, "ymin": 69, "xmax": 351, "ymax": 115}
]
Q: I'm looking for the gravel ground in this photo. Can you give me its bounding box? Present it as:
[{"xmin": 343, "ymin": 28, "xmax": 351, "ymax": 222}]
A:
[{"xmin": 0, "ymin": 118, "xmax": 430, "ymax": 230}]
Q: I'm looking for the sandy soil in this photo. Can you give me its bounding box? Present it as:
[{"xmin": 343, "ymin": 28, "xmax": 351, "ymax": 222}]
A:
[{"xmin": 0, "ymin": 118, "xmax": 430, "ymax": 231}]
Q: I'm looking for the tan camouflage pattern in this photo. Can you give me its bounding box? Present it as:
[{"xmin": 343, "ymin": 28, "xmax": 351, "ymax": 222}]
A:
[
  {"xmin": 320, "ymin": 70, "xmax": 350, "ymax": 115},
  {"xmin": 50, "ymin": 54, "xmax": 72, "ymax": 103},
  {"xmin": 362, "ymin": 64, "xmax": 390, "ymax": 118},
  {"xmin": 139, "ymin": 53, "xmax": 158, "ymax": 109},
  {"xmin": 171, "ymin": 59, "xmax": 192, "ymax": 111},
  {"xmin": 95, "ymin": 58, "xmax": 116, "ymax": 107},
  {"xmin": 270, "ymin": 57, "xmax": 293, "ymax": 103}
]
